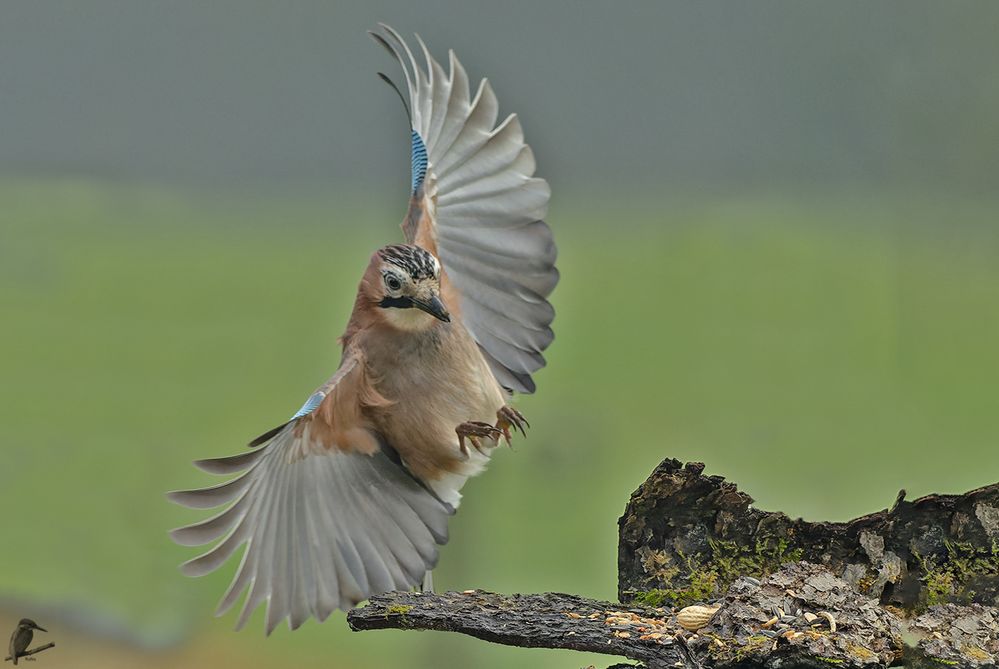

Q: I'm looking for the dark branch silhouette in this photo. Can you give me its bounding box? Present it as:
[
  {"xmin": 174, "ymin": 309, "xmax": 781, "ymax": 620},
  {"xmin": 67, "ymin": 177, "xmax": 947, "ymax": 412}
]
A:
[{"xmin": 4, "ymin": 642, "xmax": 55, "ymax": 662}]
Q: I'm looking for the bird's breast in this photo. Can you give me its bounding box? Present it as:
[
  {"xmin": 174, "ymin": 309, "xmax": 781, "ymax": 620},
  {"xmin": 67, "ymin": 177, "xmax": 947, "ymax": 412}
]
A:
[{"xmin": 362, "ymin": 321, "xmax": 506, "ymax": 484}]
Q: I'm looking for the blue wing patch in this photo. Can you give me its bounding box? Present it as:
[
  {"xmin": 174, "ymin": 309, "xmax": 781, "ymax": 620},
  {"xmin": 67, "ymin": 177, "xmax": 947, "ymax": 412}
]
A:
[
  {"xmin": 290, "ymin": 391, "xmax": 325, "ymax": 420},
  {"xmin": 410, "ymin": 129, "xmax": 428, "ymax": 193}
]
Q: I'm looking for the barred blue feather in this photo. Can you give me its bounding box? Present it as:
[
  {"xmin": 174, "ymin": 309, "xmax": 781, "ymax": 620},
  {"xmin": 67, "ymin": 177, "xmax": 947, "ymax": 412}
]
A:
[
  {"xmin": 410, "ymin": 129, "xmax": 428, "ymax": 193},
  {"xmin": 290, "ymin": 391, "xmax": 324, "ymax": 419},
  {"xmin": 374, "ymin": 24, "xmax": 557, "ymax": 394}
]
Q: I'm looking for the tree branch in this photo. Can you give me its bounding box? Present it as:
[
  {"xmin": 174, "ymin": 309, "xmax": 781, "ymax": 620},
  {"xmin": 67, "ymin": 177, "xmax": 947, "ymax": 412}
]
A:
[
  {"xmin": 348, "ymin": 459, "xmax": 999, "ymax": 668},
  {"xmin": 4, "ymin": 642, "xmax": 55, "ymax": 662},
  {"xmin": 348, "ymin": 589, "xmax": 700, "ymax": 669},
  {"xmin": 619, "ymin": 459, "xmax": 999, "ymax": 611}
]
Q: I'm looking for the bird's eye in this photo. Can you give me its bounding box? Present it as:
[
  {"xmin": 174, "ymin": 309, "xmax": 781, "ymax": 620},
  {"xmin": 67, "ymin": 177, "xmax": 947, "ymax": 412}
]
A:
[{"xmin": 385, "ymin": 275, "xmax": 402, "ymax": 291}]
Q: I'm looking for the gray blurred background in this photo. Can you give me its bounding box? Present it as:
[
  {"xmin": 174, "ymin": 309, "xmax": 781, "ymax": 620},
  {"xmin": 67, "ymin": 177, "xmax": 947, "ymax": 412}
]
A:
[
  {"xmin": 3, "ymin": 1, "xmax": 997, "ymax": 194},
  {"xmin": 2, "ymin": 3, "xmax": 998, "ymax": 669}
]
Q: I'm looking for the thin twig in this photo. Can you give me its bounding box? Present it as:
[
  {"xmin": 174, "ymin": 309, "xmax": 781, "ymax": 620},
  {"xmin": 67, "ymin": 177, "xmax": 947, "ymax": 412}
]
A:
[{"xmin": 4, "ymin": 641, "xmax": 55, "ymax": 662}]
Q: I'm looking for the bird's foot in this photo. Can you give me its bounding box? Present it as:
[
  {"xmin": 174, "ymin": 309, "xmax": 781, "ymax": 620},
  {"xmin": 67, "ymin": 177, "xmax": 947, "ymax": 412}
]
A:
[
  {"xmin": 456, "ymin": 421, "xmax": 503, "ymax": 456},
  {"xmin": 495, "ymin": 406, "xmax": 529, "ymax": 445}
]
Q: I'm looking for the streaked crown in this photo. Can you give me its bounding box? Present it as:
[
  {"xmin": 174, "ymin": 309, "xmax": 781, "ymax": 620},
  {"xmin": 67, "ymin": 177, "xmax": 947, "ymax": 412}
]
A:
[{"xmin": 377, "ymin": 244, "xmax": 440, "ymax": 281}]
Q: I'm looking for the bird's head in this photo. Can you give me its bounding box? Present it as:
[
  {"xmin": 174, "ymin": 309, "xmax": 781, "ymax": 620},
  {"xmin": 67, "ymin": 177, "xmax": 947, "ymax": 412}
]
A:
[
  {"xmin": 361, "ymin": 244, "xmax": 450, "ymax": 331},
  {"xmin": 17, "ymin": 619, "xmax": 45, "ymax": 633}
]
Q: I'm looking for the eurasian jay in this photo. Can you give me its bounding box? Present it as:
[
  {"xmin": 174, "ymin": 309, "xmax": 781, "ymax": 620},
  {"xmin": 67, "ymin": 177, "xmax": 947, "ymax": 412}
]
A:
[{"xmin": 169, "ymin": 24, "xmax": 557, "ymax": 633}]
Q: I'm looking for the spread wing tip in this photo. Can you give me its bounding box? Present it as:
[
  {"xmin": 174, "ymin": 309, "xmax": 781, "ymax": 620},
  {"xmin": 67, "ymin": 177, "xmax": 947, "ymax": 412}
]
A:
[{"xmin": 371, "ymin": 25, "xmax": 558, "ymax": 395}]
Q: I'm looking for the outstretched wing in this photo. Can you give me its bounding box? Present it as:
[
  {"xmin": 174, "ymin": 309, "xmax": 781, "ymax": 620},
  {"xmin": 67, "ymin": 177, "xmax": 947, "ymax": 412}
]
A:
[
  {"xmin": 168, "ymin": 349, "xmax": 453, "ymax": 633},
  {"xmin": 371, "ymin": 24, "xmax": 558, "ymax": 394}
]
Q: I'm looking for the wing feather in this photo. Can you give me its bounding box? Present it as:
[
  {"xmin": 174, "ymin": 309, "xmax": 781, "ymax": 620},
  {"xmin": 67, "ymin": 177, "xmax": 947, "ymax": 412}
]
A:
[
  {"xmin": 432, "ymin": 79, "xmax": 499, "ymax": 180},
  {"xmin": 416, "ymin": 35, "xmax": 451, "ymax": 149},
  {"xmin": 169, "ymin": 349, "xmax": 453, "ymax": 633},
  {"xmin": 438, "ymin": 145, "xmax": 537, "ymax": 206},
  {"xmin": 372, "ymin": 26, "xmax": 557, "ymax": 393},
  {"xmin": 431, "ymin": 51, "xmax": 472, "ymax": 161}
]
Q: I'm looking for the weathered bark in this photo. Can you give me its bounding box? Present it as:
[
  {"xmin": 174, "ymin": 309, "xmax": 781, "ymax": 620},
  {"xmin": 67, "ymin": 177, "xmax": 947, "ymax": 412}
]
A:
[
  {"xmin": 348, "ymin": 458, "xmax": 999, "ymax": 668},
  {"xmin": 699, "ymin": 562, "xmax": 903, "ymax": 667},
  {"xmin": 910, "ymin": 604, "xmax": 999, "ymax": 668},
  {"xmin": 348, "ymin": 590, "xmax": 699, "ymax": 669},
  {"xmin": 618, "ymin": 459, "xmax": 999, "ymax": 612},
  {"xmin": 349, "ymin": 563, "xmax": 999, "ymax": 668}
]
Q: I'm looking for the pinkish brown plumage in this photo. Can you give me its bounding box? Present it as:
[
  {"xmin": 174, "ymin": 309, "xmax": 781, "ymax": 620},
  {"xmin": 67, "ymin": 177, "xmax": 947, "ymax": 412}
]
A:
[
  {"xmin": 301, "ymin": 245, "xmax": 508, "ymax": 488},
  {"xmin": 169, "ymin": 25, "xmax": 556, "ymax": 633}
]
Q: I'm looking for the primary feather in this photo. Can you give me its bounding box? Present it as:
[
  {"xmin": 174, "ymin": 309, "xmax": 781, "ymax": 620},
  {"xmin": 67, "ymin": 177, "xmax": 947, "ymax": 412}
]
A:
[
  {"xmin": 169, "ymin": 426, "xmax": 452, "ymax": 632},
  {"xmin": 372, "ymin": 24, "xmax": 558, "ymax": 393}
]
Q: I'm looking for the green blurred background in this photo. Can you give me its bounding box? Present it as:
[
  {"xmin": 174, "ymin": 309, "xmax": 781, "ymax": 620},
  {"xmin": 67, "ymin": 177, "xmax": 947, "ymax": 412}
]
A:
[{"xmin": 2, "ymin": 2, "xmax": 998, "ymax": 668}]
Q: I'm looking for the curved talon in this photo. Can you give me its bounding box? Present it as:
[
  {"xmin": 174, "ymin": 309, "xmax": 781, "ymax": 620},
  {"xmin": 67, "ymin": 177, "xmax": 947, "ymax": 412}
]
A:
[
  {"xmin": 496, "ymin": 406, "xmax": 529, "ymax": 443},
  {"xmin": 456, "ymin": 421, "xmax": 503, "ymax": 456}
]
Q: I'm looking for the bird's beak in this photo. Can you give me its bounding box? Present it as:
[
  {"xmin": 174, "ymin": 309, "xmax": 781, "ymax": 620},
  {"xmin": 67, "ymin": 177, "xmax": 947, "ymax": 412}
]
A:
[
  {"xmin": 33, "ymin": 624, "xmax": 46, "ymax": 632},
  {"xmin": 412, "ymin": 294, "xmax": 450, "ymax": 322}
]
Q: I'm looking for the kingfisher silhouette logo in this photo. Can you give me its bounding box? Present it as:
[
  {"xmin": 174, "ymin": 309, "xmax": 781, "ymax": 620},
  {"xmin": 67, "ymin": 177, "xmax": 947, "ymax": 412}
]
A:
[{"xmin": 6, "ymin": 619, "xmax": 53, "ymax": 665}]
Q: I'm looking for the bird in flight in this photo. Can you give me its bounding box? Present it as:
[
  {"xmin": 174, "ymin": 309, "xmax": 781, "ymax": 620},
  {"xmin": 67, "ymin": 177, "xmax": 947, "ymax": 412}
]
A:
[{"xmin": 169, "ymin": 24, "xmax": 557, "ymax": 633}]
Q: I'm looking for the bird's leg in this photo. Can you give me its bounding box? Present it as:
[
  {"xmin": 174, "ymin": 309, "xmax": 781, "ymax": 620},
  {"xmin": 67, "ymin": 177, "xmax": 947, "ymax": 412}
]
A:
[
  {"xmin": 420, "ymin": 570, "xmax": 434, "ymax": 593},
  {"xmin": 495, "ymin": 406, "xmax": 530, "ymax": 445},
  {"xmin": 456, "ymin": 421, "xmax": 503, "ymax": 456}
]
